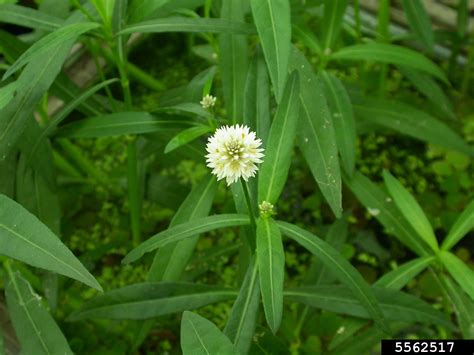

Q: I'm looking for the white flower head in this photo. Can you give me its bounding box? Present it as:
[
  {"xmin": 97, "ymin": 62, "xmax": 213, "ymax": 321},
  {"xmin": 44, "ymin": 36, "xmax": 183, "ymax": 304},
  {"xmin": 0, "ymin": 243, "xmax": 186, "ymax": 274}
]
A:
[
  {"xmin": 200, "ymin": 94, "xmax": 217, "ymax": 109},
  {"xmin": 206, "ymin": 124, "xmax": 264, "ymax": 186}
]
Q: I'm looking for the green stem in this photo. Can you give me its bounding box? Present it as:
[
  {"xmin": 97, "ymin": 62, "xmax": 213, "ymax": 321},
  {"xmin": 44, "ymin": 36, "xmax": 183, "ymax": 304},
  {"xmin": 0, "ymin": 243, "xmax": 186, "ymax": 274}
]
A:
[
  {"xmin": 98, "ymin": 46, "xmax": 165, "ymax": 91},
  {"xmin": 461, "ymin": 38, "xmax": 474, "ymax": 97},
  {"xmin": 354, "ymin": 0, "xmax": 361, "ymax": 43},
  {"xmin": 294, "ymin": 306, "xmax": 309, "ymax": 339},
  {"xmin": 84, "ymin": 39, "xmax": 118, "ymax": 111},
  {"xmin": 53, "ymin": 150, "xmax": 83, "ymax": 178},
  {"xmin": 56, "ymin": 138, "xmax": 107, "ymax": 185},
  {"xmin": 241, "ymin": 179, "xmax": 257, "ymax": 231},
  {"xmin": 127, "ymin": 139, "xmax": 141, "ymax": 246}
]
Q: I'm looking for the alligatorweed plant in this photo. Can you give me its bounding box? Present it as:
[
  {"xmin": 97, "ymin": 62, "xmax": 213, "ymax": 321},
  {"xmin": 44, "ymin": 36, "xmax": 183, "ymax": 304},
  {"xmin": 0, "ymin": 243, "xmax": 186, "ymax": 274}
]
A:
[{"xmin": 0, "ymin": 0, "xmax": 473, "ymax": 353}]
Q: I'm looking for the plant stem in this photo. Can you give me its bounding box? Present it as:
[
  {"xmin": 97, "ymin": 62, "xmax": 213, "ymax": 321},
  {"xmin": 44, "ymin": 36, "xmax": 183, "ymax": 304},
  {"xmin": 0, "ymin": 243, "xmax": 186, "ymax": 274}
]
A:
[
  {"xmin": 56, "ymin": 138, "xmax": 108, "ymax": 185},
  {"xmin": 353, "ymin": 0, "xmax": 361, "ymax": 43},
  {"xmin": 127, "ymin": 139, "xmax": 141, "ymax": 246},
  {"xmin": 241, "ymin": 179, "xmax": 257, "ymax": 231}
]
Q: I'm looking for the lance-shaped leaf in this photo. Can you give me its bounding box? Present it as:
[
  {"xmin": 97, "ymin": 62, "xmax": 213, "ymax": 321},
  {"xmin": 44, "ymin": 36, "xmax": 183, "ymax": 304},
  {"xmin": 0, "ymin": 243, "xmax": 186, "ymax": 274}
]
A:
[
  {"xmin": 224, "ymin": 259, "xmax": 260, "ymax": 353},
  {"xmin": 278, "ymin": 221, "xmax": 389, "ymax": 333},
  {"xmin": 27, "ymin": 78, "xmax": 119, "ymax": 164},
  {"xmin": 0, "ymin": 82, "xmax": 18, "ymax": 110},
  {"xmin": 148, "ymin": 175, "xmax": 217, "ymax": 282},
  {"xmin": 5, "ymin": 270, "xmax": 73, "ymax": 355},
  {"xmin": 401, "ymin": 0, "xmax": 434, "ymax": 51},
  {"xmin": 181, "ymin": 311, "xmax": 238, "ymax": 355},
  {"xmin": 119, "ymin": 17, "xmax": 255, "ymax": 35},
  {"xmin": 319, "ymin": 71, "xmax": 356, "ymax": 176},
  {"xmin": 0, "ymin": 42, "xmax": 75, "ymax": 159},
  {"xmin": 331, "ymin": 43, "xmax": 448, "ymax": 83},
  {"xmin": 68, "ymin": 282, "xmax": 236, "ymax": 321},
  {"xmin": 374, "ymin": 256, "xmax": 436, "ymax": 290},
  {"xmin": 383, "ymin": 170, "xmax": 438, "ymax": 253},
  {"xmin": 0, "ymin": 194, "xmax": 101, "ymax": 290},
  {"xmin": 285, "ymin": 286, "xmax": 452, "ymax": 328},
  {"xmin": 442, "ymin": 199, "xmax": 474, "ymax": 251},
  {"xmin": 353, "ymin": 98, "xmax": 473, "ymax": 157},
  {"xmin": 440, "ymin": 275, "xmax": 474, "ymax": 339},
  {"xmin": 0, "ymin": 4, "xmax": 62, "ymax": 31},
  {"xmin": 56, "ymin": 112, "xmax": 191, "ymax": 138},
  {"xmin": 123, "ymin": 214, "xmax": 250, "ymax": 263},
  {"xmin": 257, "ymin": 217, "xmax": 284, "ymax": 333},
  {"xmin": 4, "ymin": 22, "xmax": 100, "ymax": 80},
  {"xmin": 310, "ymin": 218, "xmax": 348, "ymax": 285},
  {"xmin": 344, "ymin": 172, "xmax": 433, "ymax": 256},
  {"xmin": 164, "ymin": 125, "xmax": 212, "ymax": 154},
  {"xmin": 398, "ymin": 66, "xmax": 455, "ymax": 121},
  {"xmin": 258, "ymin": 71, "xmax": 300, "ymax": 204},
  {"xmin": 439, "ymin": 251, "xmax": 474, "ymax": 301},
  {"xmin": 290, "ymin": 49, "xmax": 342, "ymax": 217},
  {"xmin": 321, "ymin": 0, "xmax": 348, "ymax": 51},
  {"xmin": 244, "ymin": 46, "xmax": 271, "ymax": 145},
  {"xmin": 250, "ymin": 0, "xmax": 291, "ymax": 102},
  {"xmin": 219, "ymin": 0, "xmax": 248, "ymax": 124}
]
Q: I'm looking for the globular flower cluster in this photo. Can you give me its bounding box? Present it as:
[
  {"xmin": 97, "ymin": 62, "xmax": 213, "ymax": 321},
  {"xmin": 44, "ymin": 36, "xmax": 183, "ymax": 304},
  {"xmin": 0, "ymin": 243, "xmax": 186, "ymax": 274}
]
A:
[
  {"xmin": 200, "ymin": 94, "xmax": 217, "ymax": 109},
  {"xmin": 206, "ymin": 124, "xmax": 264, "ymax": 185}
]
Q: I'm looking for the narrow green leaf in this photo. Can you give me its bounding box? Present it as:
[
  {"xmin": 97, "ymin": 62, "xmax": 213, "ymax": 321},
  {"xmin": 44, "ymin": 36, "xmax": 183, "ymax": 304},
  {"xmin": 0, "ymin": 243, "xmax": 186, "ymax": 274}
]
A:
[
  {"xmin": 219, "ymin": 0, "xmax": 248, "ymax": 124},
  {"xmin": 278, "ymin": 221, "xmax": 389, "ymax": 333},
  {"xmin": 165, "ymin": 125, "xmax": 212, "ymax": 154},
  {"xmin": 383, "ymin": 170, "xmax": 438, "ymax": 252},
  {"xmin": 319, "ymin": 71, "xmax": 356, "ymax": 176},
  {"xmin": 440, "ymin": 275, "xmax": 474, "ymax": 339},
  {"xmin": 290, "ymin": 49, "xmax": 342, "ymax": 217},
  {"xmin": 292, "ymin": 24, "xmax": 322, "ymax": 55},
  {"xmin": 119, "ymin": 17, "xmax": 255, "ymax": 35},
  {"xmin": 442, "ymin": 199, "xmax": 474, "ymax": 251},
  {"xmin": 285, "ymin": 286, "xmax": 452, "ymax": 328},
  {"xmin": 123, "ymin": 214, "xmax": 250, "ymax": 264},
  {"xmin": 56, "ymin": 112, "xmax": 191, "ymax": 138},
  {"xmin": 353, "ymin": 98, "xmax": 473, "ymax": 157},
  {"xmin": 18, "ymin": 119, "xmax": 56, "ymax": 190},
  {"xmin": 344, "ymin": 172, "xmax": 432, "ymax": 256},
  {"xmin": 4, "ymin": 22, "xmax": 100, "ymax": 80},
  {"xmin": 0, "ymin": 4, "xmax": 62, "ymax": 31},
  {"xmin": 0, "ymin": 194, "xmax": 102, "ymax": 290},
  {"xmin": 27, "ymin": 78, "xmax": 119, "ymax": 164},
  {"xmin": 181, "ymin": 311, "xmax": 238, "ymax": 355},
  {"xmin": 398, "ymin": 66, "xmax": 456, "ymax": 121},
  {"xmin": 331, "ymin": 43, "xmax": 448, "ymax": 83},
  {"xmin": 328, "ymin": 326, "xmax": 386, "ymax": 355},
  {"xmin": 321, "ymin": 0, "xmax": 348, "ymax": 51},
  {"xmin": 439, "ymin": 251, "xmax": 474, "ymax": 301},
  {"xmin": 250, "ymin": 0, "xmax": 291, "ymax": 102},
  {"xmin": 224, "ymin": 259, "xmax": 260, "ymax": 353},
  {"xmin": 257, "ymin": 217, "xmax": 285, "ymax": 333},
  {"xmin": 374, "ymin": 256, "xmax": 436, "ymax": 290},
  {"xmin": 0, "ymin": 82, "xmax": 18, "ymax": 110},
  {"xmin": 0, "ymin": 149, "xmax": 16, "ymax": 197},
  {"xmin": 148, "ymin": 175, "xmax": 217, "ymax": 282},
  {"xmin": 311, "ymin": 218, "xmax": 348, "ymax": 285},
  {"xmin": 258, "ymin": 71, "xmax": 300, "ymax": 204},
  {"xmin": 0, "ymin": 42, "xmax": 75, "ymax": 159},
  {"xmin": 128, "ymin": 0, "xmax": 170, "ymax": 23},
  {"xmin": 68, "ymin": 283, "xmax": 236, "ymax": 321},
  {"xmin": 5, "ymin": 269, "xmax": 73, "ymax": 355},
  {"xmin": 401, "ymin": 0, "xmax": 434, "ymax": 50},
  {"xmin": 244, "ymin": 46, "xmax": 271, "ymax": 145}
]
